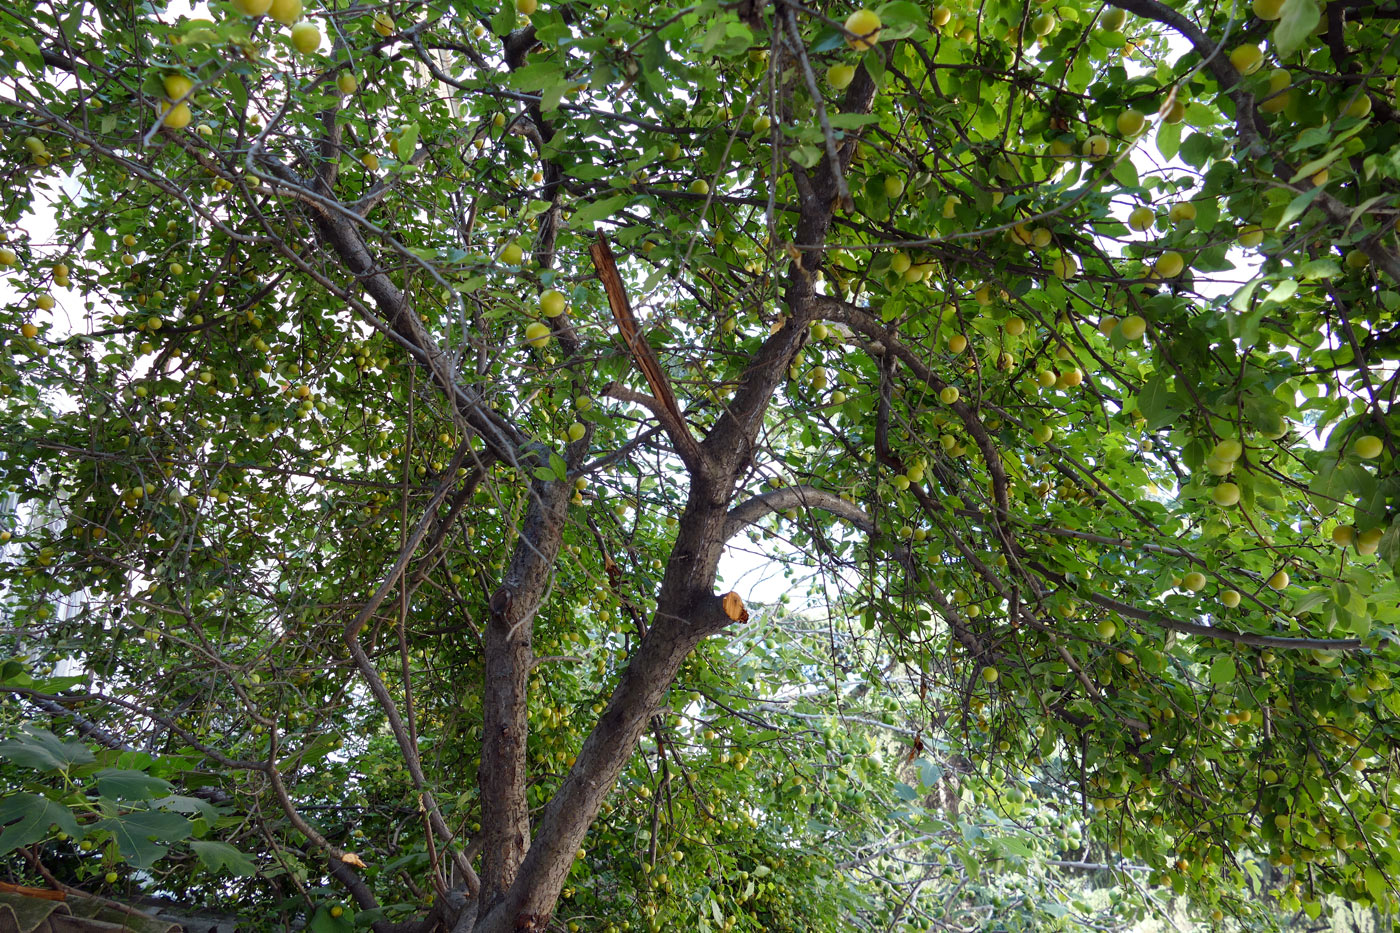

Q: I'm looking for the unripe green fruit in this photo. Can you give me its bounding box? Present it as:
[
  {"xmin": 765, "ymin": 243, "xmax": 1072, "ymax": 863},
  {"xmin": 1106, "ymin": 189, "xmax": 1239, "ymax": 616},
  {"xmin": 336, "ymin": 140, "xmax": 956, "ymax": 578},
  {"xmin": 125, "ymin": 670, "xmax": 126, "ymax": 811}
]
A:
[
  {"xmin": 1354, "ymin": 435, "xmax": 1383, "ymax": 459},
  {"xmin": 540, "ymin": 289, "xmax": 567, "ymax": 317},
  {"xmin": 290, "ymin": 21, "xmax": 321, "ymax": 54},
  {"xmin": 1211, "ymin": 482, "xmax": 1240, "ymax": 507},
  {"xmin": 1119, "ymin": 315, "xmax": 1146, "ymax": 340},
  {"xmin": 826, "ymin": 64, "xmax": 856, "ymax": 90},
  {"xmin": 1116, "ymin": 109, "xmax": 1146, "ymax": 136}
]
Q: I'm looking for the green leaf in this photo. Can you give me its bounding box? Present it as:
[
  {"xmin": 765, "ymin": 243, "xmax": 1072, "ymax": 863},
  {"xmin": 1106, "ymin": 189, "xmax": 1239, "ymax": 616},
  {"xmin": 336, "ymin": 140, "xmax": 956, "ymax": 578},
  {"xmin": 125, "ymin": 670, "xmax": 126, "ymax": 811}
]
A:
[
  {"xmin": 94, "ymin": 809, "xmax": 193, "ymax": 869},
  {"xmin": 1111, "ymin": 157, "xmax": 1139, "ymax": 188},
  {"xmin": 190, "ymin": 839, "xmax": 257, "ymax": 876},
  {"xmin": 0, "ymin": 726, "xmax": 95, "ymax": 771},
  {"xmin": 0, "ymin": 793, "xmax": 79, "ymax": 856},
  {"xmin": 1262, "ymin": 279, "xmax": 1297, "ymax": 304},
  {"xmin": 1295, "ymin": 259, "xmax": 1339, "ymax": 280},
  {"xmin": 1273, "ymin": 0, "xmax": 1321, "ymax": 58},
  {"xmin": 1290, "ymin": 148, "xmax": 1343, "ymax": 185},
  {"xmin": 572, "ymin": 194, "xmax": 631, "ymax": 226},
  {"xmin": 1208, "ymin": 656, "xmax": 1236, "ymax": 686},
  {"xmin": 1278, "ymin": 184, "xmax": 1326, "ymax": 228},
  {"xmin": 1365, "ymin": 865, "xmax": 1387, "ymax": 902},
  {"xmin": 1136, "ymin": 372, "xmax": 1176, "ymax": 430},
  {"xmin": 395, "ymin": 122, "xmax": 419, "ymax": 162},
  {"xmin": 491, "ymin": 4, "xmax": 516, "ymax": 35},
  {"xmin": 94, "ymin": 768, "xmax": 175, "ymax": 800}
]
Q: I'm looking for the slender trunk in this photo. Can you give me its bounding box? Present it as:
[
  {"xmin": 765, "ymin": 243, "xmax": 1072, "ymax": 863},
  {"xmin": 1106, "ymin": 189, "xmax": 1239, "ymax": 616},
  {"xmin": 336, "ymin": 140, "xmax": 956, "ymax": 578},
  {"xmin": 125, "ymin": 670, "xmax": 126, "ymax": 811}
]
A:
[{"xmin": 478, "ymin": 480, "xmax": 571, "ymax": 913}]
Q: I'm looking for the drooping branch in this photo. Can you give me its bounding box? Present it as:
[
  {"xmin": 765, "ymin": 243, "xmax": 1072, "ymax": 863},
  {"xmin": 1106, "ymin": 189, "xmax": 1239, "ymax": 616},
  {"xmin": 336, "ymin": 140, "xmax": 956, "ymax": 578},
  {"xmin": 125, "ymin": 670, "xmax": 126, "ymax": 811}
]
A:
[{"xmin": 1026, "ymin": 561, "xmax": 1363, "ymax": 651}]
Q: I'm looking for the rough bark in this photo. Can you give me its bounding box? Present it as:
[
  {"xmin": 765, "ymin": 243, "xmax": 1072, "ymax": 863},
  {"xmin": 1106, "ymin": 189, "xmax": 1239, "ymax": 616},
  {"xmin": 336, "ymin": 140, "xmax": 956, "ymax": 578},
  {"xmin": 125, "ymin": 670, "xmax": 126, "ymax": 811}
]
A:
[{"xmin": 478, "ymin": 479, "xmax": 572, "ymax": 914}]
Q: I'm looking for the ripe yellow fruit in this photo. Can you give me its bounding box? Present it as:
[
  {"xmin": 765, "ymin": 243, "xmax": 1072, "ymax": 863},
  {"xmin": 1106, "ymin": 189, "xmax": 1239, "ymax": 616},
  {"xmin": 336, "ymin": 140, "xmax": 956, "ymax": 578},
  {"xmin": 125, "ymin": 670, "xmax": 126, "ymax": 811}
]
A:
[
  {"xmin": 1051, "ymin": 253, "xmax": 1077, "ymax": 279},
  {"xmin": 337, "ymin": 72, "xmax": 358, "ymax": 95},
  {"xmin": 1221, "ymin": 589, "xmax": 1241, "ymax": 607},
  {"xmin": 844, "ymin": 9, "xmax": 882, "ymax": 50},
  {"xmin": 1331, "ymin": 525, "xmax": 1356, "ymax": 546},
  {"xmin": 232, "ymin": 0, "xmax": 273, "ymax": 15},
  {"xmin": 1082, "ymin": 134, "xmax": 1109, "ymax": 159},
  {"xmin": 567, "ymin": 422, "xmax": 586, "ymax": 442},
  {"xmin": 20, "ymin": 322, "xmax": 38, "ymax": 339},
  {"xmin": 1211, "ymin": 482, "xmax": 1240, "ymax": 507},
  {"xmin": 524, "ymin": 321, "xmax": 551, "ymax": 349},
  {"xmin": 269, "ymin": 0, "xmax": 302, "ymax": 24},
  {"xmin": 361, "ymin": 152, "xmax": 380, "ymax": 171},
  {"xmin": 981, "ymin": 666, "xmax": 999, "ymax": 683},
  {"xmin": 948, "ymin": 334, "xmax": 968, "ymax": 353},
  {"xmin": 883, "ymin": 175, "xmax": 905, "ymax": 198},
  {"xmin": 540, "ymin": 289, "xmax": 567, "ymax": 317},
  {"xmin": 826, "ymin": 64, "xmax": 856, "ymax": 90},
  {"xmin": 1354, "ymin": 435, "xmax": 1383, "ymax": 459},
  {"xmin": 1252, "ymin": 0, "xmax": 1284, "ymax": 17},
  {"xmin": 373, "ymin": 12, "xmax": 395, "ymax": 35},
  {"xmin": 689, "ymin": 178, "xmax": 710, "ymax": 195},
  {"xmin": 159, "ymin": 100, "xmax": 193, "ymax": 129},
  {"xmin": 1266, "ymin": 569, "xmax": 1289, "ymax": 590},
  {"xmin": 931, "ymin": 5, "xmax": 952, "ymax": 26},
  {"xmin": 940, "ymin": 386, "xmax": 960, "ymax": 405},
  {"xmin": 1004, "ymin": 316, "xmax": 1026, "ymax": 336},
  {"xmin": 1118, "ymin": 315, "xmax": 1146, "ymax": 340},
  {"xmin": 1182, "ymin": 571, "xmax": 1206, "ymax": 592},
  {"xmin": 1116, "ymin": 109, "xmax": 1146, "ymax": 136},
  {"xmin": 1357, "ymin": 527, "xmax": 1383, "ymax": 556},
  {"xmin": 1128, "ymin": 206, "xmax": 1154, "ymax": 231},
  {"xmin": 499, "ymin": 243, "xmax": 524, "ymax": 264},
  {"xmin": 1260, "ymin": 68, "xmax": 1292, "ymax": 114},
  {"xmin": 162, "ymin": 74, "xmax": 194, "ymax": 100},
  {"xmin": 1152, "ymin": 251, "xmax": 1185, "ymax": 279},
  {"xmin": 0, "ymin": 248, "xmax": 16, "ymax": 266},
  {"xmin": 1229, "ymin": 44, "xmax": 1264, "ymax": 75},
  {"xmin": 290, "ymin": 21, "xmax": 321, "ymax": 54}
]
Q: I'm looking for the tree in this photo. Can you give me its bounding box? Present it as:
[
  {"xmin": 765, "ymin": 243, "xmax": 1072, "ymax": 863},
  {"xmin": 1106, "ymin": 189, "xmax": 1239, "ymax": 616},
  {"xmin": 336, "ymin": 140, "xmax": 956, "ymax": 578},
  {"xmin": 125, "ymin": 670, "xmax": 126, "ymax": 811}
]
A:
[{"xmin": 1, "ymin": 0, "xmax": 1399, "ymax": 928}]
